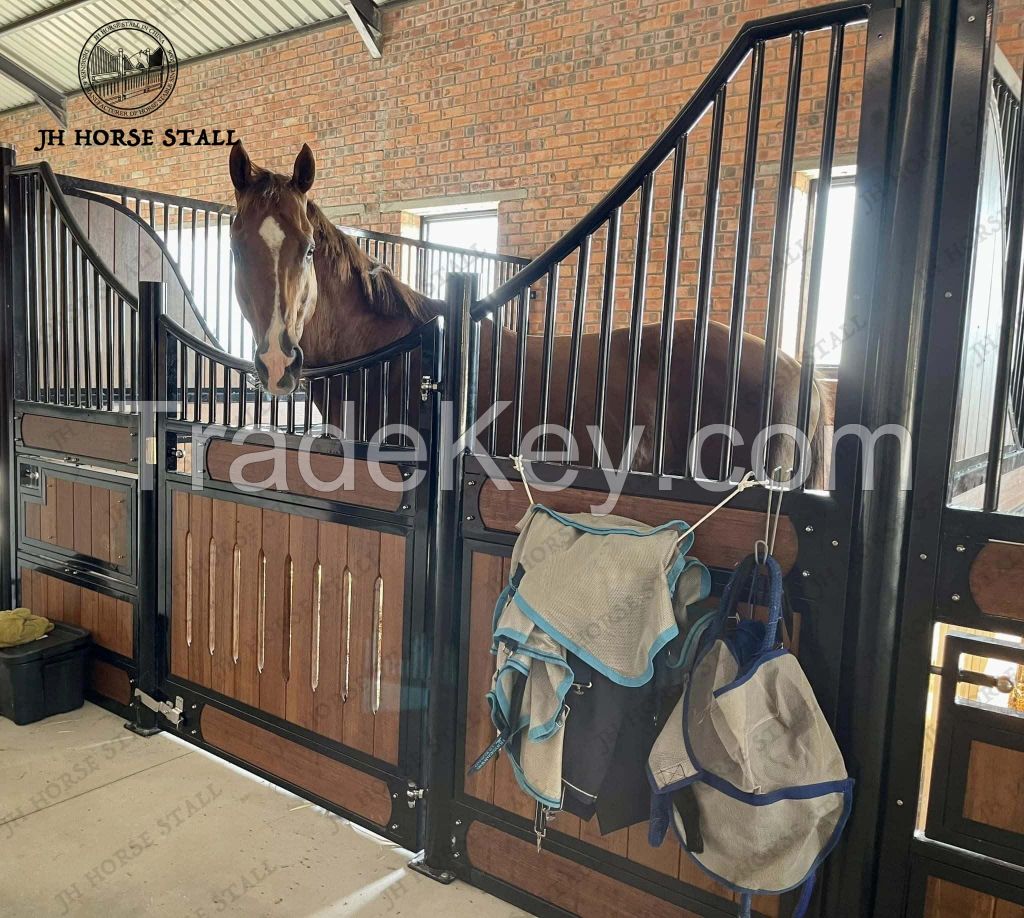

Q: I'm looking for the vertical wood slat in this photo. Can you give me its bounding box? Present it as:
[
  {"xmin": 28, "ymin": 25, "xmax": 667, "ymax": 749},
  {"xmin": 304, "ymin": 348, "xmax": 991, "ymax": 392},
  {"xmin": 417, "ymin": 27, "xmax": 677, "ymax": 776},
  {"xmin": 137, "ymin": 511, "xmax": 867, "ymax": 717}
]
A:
[
  {"xmin": 90, "ymin": 485, "xmax": 111, "ymax": 564},
  {"xmin": 170, "ymin": 492, "xmax": 190, "ymax": 678},
  {"xmin": 259, "ymin": 508, "xmax": 290, "ymax": 720},
  {"xmin": 188, "ymin": 494, "xmax": 213, "ymax": 690},
  {"xmin": 286, "ymin": 514, "xmax": 319, "ymax": 733},
  {"xmin": 314, "ymin": 521, "xmax": 348, "ymax": 745},
  {"xmin": 211, "ymin": 500, "xmax": 237, "ymax": 701},
  {"xmin": 374, "ymin": 532, "xmax": 406, "ymax": 765},
  {"xmin": 234, "ymin": 504, "xmax": 262, "ymax": 708},
  {"xmin": 686, "ymin": 84, "xmax": 728, "ymax": 478},
  {"xmin": 344, "ymin": 527, "xmax": 380, "ymax": 756},
  {"xmin": 39, "ymin": 476, "xmax": 57, "ymax": 544},
  {"xmin": 55, "ymin": 478, "xmax": 74, "ymax": 550}
]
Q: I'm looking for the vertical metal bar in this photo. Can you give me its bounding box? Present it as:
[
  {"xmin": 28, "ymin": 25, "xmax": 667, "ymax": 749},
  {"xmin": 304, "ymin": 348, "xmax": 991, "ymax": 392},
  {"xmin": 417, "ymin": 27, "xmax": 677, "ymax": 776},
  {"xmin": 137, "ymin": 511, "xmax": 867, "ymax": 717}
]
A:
[
  {"xmin": 487, "ymin": 304, "xmax": 505, "ymax": 454},
  {"xmin": 795, "ymin": 25, "xmax": 845, "ymax": 458},
  {"xmin": 564, "ymin": 237, "xmax": 592, "ymax": 443},
  {"xmin": 37, "ymin": 179, "xmax": 50, "ymax": 403},
  {"xmin": 59, "ymin": 221, "xmax": 71, "ymax": 405},
  {"xmin": 511, "ymin": 287, "xmax": 531, "ymax": 449},
  {"xmin": 105, "ymin": 285, "xmax": 114, "ymax": 411},
  {"xmin": 400, "ymin": 351, "xmax": 410, "ymax": 436},
  {"xmin": 22, "ymin": 177, "xmax": 37, "ymax": 402},
  {"xmin": 759, "ymin": 32, "xmax": 805, "ymax": 445},
  {"xmin": 538, "ymin": 267, "xmax": 559, "ymax": 453},
  {"xmin": 0, "ymin": 148, "xmax": 15, "ymax": 606},
  {"xmin": 984, "ymin": 74, "xmax": 1024, "ymax": 512},
  {"xmin": 192, "ymin": 340, "xmax": 202, "ymax": 423},
  {"xmin": 623, "ymin": 174, "xmax": 656, "ymax": 456},
  {"xmin": 359, "ymin": 367, "xmax": 369, "ymax": 442},
  {"xmin": 206, "ymin": 357, "xmax": 215, "ymax": 425},
  {"xmin": 594, "ymin": 208, "xmax": 622, "ymax": 462},
  {"xmin": 70, "ymin": 241, "xmax": 82, "ymax": 406},
  {"xmin": 686, "ymin": 84, "xmax": 728, "ymax": 478},
  {"xmin": 81, "ymin": 249, "xmax": 94, "ymax": 409},
  {"xmin": 654, "ymin": 137, "xmax": 688, "ymax": 475},
  {"xmin": 287, "ymin": 388, "xmax": 296, "ymax": 435},
  {"xmin": 719, "ymin": 41, "xmax": 765, "ymax": 480},
  {"xmin": 381, "ymin": 361, "xmax": 390, "ymax": 439}
]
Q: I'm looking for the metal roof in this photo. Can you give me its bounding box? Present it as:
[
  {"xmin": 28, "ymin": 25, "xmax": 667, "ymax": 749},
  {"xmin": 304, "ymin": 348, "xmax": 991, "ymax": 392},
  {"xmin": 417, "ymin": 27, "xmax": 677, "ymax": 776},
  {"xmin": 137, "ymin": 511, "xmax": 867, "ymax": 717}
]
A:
[{"xmin": 0, "ymin": 0, "xmax": 388, "ymax": 118}]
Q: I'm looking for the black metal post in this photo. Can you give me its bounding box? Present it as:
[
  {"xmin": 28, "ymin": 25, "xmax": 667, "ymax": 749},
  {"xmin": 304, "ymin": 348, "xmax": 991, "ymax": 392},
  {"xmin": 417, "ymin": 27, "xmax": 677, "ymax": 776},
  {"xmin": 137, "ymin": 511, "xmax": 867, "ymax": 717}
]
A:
[
  {"xmin": 127, "ymin": 280, "xmax": 163, "ymax": 736},
  {"xmin": 415, "ymin": 271, "xmax": 478, "ymax": 882},
  {"xmin": 0, "ymin": 145, "xmax": 15, "ymax": 608}
]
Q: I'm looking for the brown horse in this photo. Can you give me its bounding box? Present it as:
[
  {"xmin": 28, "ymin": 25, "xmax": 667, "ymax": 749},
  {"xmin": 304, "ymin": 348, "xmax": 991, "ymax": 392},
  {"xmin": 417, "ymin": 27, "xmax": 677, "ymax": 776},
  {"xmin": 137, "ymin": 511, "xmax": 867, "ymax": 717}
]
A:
[{"xmin": 228, "ymin": 144, "xmax": 825, "ymax": 482}]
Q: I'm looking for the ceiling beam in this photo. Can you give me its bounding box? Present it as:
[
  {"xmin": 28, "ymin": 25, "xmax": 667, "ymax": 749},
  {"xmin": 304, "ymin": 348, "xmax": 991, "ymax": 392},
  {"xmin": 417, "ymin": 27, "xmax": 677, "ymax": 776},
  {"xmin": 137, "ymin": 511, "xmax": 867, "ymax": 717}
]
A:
[
  {"xmin": 341, "ymin": 0, "xmax": 382, "ymax": 59},
  {"xmin": 0, "ymin": 0, "xmax": 95, "ymax": 39},
  {"xmin": 0, "ymin": 51, "xmax": 66, "ymax": 126}
]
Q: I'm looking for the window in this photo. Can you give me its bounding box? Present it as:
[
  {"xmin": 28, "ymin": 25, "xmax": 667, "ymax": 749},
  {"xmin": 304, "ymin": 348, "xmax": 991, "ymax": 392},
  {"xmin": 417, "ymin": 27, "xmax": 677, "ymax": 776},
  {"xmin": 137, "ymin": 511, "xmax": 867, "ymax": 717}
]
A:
[
  {"xmin": 420, "ymin": 210, "xmax": 499, "ymax": 253},
  {"xmin": 781, "ymin": 172, "xmax": 857, "ymax": 372}
]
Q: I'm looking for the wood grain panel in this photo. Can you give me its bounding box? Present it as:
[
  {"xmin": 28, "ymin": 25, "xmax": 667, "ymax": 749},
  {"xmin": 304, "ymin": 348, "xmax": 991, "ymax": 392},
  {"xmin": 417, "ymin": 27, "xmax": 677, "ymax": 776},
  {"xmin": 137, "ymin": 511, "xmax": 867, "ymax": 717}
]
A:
[
  {"xmin": 963, "ymin": 741, "xmax": 1024, "ymax": 834},
  {"xmin": 924, "ymin": 877, "xmax": 997, "ymax": 918},
  {"xmin": 313, "ymin": 521, "xmax": 348, "ymax": 744},
  {"xmin": 971, "ymin": 542, "xmax": 1024, "ymax": 620},
  {"xmin": 22, "ymin": 568, "xmax": 132, "ymax": 656},
  {"xmin": 170, "ymin": 492, "xmax": 190, "ymax": 678},
  {"xmin": 344, "ymin": 527, "xmax": 380, "ymax": 756},
  {"xmin": 234, "ymin": 503, "xmax": 262, "ymax": 709},
  {"xmin": 626, "ymin": 823, "xmax": 680, "ymax": 877},
  {"xmin": 169, "ymin": 497, "xmax": 408, "ymax": 764},
  {"xmin": 477, "ymin": 480, "xmax": 798, "ymax": 573},
  {"xmin": 259, "ymin": 508, "xmax": 290, "ymax": 719},
  {"xmin": 464, "ymin": 551, "xmax": 505, "ymax": 805},
  {"xmin": 201, "ymin": 706, "xmax": 392, "ymax": 826},
  {"xmin": 286, "ymin": 513, "xmax": 319, "ymax": 733},
  {"xmin": 205, "ymin": 439, "xmax": 405, "ymax": 511},
  {"xmin": 21, "ymin": 472, "xmax": 126, "ymax": 568},
  {"xmin": 466, "ymin": 821, "xmax": 700, "ymax": 918},
  {"xmin": 91, "ymin": 660, "xmax": 132, "ymax": 706},
  {"xmin": 374, "ymin": 532, "xmax": 406, "ymax": 765},
  {"xmin": 20, "ymin": 413, "xmax": 136, "ymax": 464},
  {"xmin": 210, "ymin": 499, "xmax": 237, "ymax": 700}
]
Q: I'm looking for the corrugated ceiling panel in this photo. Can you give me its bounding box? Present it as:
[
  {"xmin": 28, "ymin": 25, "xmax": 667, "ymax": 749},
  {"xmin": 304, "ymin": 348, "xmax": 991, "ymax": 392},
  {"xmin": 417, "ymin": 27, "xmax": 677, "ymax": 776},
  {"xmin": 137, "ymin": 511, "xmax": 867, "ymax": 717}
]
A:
[{"xmin": 0, "ymin": 0, "xmax": 372, "ymax": 115}]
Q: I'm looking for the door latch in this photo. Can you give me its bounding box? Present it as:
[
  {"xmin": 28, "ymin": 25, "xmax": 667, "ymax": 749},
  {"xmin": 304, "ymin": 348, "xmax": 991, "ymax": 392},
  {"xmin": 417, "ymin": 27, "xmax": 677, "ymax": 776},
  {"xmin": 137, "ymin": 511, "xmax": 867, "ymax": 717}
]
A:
[
  {"xmin": 419, "ymin": 375, "xmax": 440, "ymax": 403},
  {"xmin": 134, "ymin": 689, "xmax": 185, "ymax": 726}
]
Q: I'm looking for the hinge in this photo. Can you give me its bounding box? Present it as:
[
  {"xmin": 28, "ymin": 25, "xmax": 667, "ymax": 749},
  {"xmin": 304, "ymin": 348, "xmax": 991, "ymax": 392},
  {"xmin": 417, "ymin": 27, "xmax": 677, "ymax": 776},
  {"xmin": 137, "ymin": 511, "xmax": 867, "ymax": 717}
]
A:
[
  {"xmin": 406, "ymin": 786, "xmax": 426, "ymax": 808},
  {"xmin": 419, "ymin": 375, "xmax": 440, "ymax": 403},
  {"xmin": 144, "ymin": 435, "xmax": 157, "ymax": 465},
  {"xmin": 134, "ymin": 689, "xmax": 185, "ymax": 726}
]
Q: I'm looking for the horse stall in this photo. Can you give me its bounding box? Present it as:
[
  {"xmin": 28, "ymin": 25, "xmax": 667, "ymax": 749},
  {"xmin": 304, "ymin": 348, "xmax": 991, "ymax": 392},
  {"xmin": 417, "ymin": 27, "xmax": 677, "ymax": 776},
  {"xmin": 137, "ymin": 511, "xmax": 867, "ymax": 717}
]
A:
[{"xmin": 0, "ymin": 0, "xmax": 1023, "ymax": 916}]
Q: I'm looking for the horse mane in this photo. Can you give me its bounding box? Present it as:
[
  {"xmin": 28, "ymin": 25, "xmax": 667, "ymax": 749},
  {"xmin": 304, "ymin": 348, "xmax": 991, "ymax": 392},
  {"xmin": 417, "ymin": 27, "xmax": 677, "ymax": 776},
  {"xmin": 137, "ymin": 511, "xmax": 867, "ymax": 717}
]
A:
[{"xmin": 306, "ymin": 203, "xmax": 441, "ymax": 324}]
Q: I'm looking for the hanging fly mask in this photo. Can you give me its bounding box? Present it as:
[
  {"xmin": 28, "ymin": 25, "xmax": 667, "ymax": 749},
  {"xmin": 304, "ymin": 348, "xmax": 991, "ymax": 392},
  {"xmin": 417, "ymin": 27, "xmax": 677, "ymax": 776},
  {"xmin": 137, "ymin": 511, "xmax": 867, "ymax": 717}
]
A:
[
  {"xmin": 647, "ymin": 556, "xmax": 853, "ymax": 917},
  {"xmin": 470, "ymin": 504, "xmax": 708, "ymax": 843}
]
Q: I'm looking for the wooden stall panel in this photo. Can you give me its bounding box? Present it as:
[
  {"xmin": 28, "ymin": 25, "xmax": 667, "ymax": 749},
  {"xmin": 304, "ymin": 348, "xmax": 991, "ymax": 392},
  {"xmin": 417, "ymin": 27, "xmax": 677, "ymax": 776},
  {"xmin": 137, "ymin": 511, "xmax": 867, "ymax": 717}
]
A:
[
  {"xmin": 923, "ymin": 877, "xmax": 1024, "ymax": 918},
  {"xmin": 20, "ymin": 470, "xmax": 130, "ymax": 571},
  {"xmin": 205, "ymin": 440, "xmax": 405, "ymax": 511},
  {"xmin": 200, "ymin": 706, "xmax": 393, "ymax": 827},
  {"xmin": 19, "ymin": 567, "xmax": 132, "ymax": 657},
  {"xmin": 467, "ymin": 821, "xmax": 701, "ymax": 918},
  {"xmin": 476, "ymin": 480, "xmax": 799, "ymax": 573},
  {"xmin": 169, "ymin": 493, "xmax": 408, "ymax": 766},
  {"xmin": 971, "ymin": 542, "xmax": 1024, "ymax": 621},
  {"xmin": 963, "ymin": 741, "xmax": 1024, "ymax": 835},
  {"xmin": 20, "ymin": 412, "xmax": 136, "ymax": 465}
]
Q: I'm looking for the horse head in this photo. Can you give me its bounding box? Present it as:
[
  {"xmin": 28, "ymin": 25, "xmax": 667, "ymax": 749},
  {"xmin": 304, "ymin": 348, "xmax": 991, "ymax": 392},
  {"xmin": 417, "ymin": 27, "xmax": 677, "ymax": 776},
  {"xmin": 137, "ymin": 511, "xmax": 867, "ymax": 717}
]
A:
[{"xmin": 229, "ymin": 142, "xmax": 318, "ymax": 397}]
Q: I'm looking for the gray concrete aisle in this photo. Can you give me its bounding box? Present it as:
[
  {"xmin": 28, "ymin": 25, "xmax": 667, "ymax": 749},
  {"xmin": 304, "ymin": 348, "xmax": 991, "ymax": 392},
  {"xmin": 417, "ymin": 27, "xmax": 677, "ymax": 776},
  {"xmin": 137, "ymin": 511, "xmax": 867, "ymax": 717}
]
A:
[{"xmin": 0, "ymin": 703, "xmax": 528, "ymax": 918}]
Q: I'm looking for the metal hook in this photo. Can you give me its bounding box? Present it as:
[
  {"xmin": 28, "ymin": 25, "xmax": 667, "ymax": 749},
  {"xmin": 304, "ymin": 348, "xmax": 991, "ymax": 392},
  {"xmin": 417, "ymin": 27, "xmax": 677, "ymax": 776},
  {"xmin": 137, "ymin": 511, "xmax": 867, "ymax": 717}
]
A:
[
  {"xmin": 512, "ymin": 455, "xmax": 536, "ymax": 506},
  {"xmin": 754, "ymin": 466, "xmax": 788, "ymax": 564}
]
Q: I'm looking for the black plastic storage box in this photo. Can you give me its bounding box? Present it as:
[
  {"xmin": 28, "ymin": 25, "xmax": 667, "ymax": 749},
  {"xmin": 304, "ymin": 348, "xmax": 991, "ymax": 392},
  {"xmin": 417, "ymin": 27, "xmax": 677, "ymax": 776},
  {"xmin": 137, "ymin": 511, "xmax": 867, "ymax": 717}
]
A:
[{"xmin": 0, "ymin": 622, "xmax": 92, "ymax": 725}]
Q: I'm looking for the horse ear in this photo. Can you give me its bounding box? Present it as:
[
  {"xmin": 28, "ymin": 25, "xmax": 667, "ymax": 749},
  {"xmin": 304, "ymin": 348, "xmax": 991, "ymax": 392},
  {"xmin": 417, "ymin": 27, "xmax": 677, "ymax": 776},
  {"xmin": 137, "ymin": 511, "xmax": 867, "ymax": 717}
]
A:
[
  {"xmin": 291, "ymin": 144, "xmax": 316, "ymax": 194},
  {"xmin": 229, "ymin": 142, "xmax": 253, "ymax": 193}
]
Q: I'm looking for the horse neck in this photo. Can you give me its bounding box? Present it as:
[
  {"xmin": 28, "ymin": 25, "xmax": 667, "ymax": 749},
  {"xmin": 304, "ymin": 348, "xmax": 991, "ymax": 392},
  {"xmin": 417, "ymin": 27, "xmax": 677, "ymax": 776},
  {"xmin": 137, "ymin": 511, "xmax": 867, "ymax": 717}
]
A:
[{"xmin": 300, "ymin": 213, "xmax": 420, "ymax": 367}]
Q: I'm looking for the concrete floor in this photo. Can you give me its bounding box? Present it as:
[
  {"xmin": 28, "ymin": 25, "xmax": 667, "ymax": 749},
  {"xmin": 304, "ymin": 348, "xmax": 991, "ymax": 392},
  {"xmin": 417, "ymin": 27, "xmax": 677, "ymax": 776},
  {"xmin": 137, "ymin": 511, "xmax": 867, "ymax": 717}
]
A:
[{"xmin": 0, "ymin": 703, "xmax": 528, "ymax": 918}]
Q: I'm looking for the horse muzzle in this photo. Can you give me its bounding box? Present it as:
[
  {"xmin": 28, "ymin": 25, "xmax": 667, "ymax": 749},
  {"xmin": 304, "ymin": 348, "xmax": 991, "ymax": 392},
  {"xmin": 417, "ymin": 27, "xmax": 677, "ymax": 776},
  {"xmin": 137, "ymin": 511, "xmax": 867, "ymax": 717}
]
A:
[{"xmin": 255, "ymin": 342, "xmax": 304, "ymax": 397}]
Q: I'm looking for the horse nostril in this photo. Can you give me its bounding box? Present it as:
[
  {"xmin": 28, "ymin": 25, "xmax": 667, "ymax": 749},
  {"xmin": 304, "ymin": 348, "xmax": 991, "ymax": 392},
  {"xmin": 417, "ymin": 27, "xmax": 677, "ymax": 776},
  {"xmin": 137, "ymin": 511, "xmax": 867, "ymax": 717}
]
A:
[{"xmin": 290, "ymin": 345, "xmax": 304, "ymax": 370}]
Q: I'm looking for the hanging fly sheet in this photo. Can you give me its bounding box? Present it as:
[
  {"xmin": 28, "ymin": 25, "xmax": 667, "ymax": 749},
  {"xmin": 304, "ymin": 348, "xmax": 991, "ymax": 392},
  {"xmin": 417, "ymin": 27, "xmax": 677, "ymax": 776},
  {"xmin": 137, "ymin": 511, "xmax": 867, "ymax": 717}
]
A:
[
  {"xmin": 647, "ymin": 555, "xmax": 853, "ymax": 916},
  {"xmin": 470, "ymin": 504, "xmax": 709, "ymax": 843}
]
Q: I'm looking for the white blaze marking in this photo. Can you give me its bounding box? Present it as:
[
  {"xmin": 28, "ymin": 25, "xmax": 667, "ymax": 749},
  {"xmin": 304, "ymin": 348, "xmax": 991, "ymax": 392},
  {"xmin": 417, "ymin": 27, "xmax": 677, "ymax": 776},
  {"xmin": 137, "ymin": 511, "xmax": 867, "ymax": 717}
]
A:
[{"xmin": 258, "ymin": 215, "xmax": 291, "ymax": 390}]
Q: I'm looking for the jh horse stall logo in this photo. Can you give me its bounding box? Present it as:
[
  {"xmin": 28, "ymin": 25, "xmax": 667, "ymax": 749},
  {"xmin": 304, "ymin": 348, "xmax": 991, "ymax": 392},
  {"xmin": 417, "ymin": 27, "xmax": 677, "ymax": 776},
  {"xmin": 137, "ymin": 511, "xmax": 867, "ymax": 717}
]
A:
[{"xmin": 78, "ymin": 20, "xmax": 177, "ymax": 118}]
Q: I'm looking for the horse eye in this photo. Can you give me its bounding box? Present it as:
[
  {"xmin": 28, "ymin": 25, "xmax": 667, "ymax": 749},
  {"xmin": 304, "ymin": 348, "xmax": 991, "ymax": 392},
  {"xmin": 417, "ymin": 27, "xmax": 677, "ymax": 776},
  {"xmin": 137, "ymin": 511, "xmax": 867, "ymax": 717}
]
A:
[{"xmin": 305, "ymin": 243, "xmax": 315, "ymax": 261}]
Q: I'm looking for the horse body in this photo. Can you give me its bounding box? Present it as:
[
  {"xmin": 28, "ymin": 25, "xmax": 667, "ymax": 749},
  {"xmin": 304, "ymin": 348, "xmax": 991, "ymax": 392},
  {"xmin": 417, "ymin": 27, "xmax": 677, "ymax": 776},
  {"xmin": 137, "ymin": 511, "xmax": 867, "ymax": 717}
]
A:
[{"xmin": 228, "ymin": 144, "xmax": 824, "ymax": 484}]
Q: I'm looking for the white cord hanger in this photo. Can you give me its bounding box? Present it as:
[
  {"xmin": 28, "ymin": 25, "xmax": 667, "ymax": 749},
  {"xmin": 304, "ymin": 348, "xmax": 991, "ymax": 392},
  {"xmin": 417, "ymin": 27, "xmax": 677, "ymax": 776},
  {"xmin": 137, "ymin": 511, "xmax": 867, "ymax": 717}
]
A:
[
  {"xmin": 512, "ymin": 455, "xmax": 536, "ymax": 506},
  {"xmin": 676, "ymin": 470, "xmax": 762, "ymax": 545}
]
